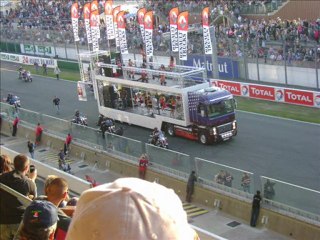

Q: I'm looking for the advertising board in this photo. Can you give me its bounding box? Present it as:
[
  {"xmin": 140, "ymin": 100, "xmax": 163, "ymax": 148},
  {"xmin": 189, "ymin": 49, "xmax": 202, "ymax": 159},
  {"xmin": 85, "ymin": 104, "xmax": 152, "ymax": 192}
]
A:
[
  {"xmin": 1, "ymin": 52, "xmax": 57, "ymax": 68},
  {"xmin": 212, "ymin": 79, "xmax": 319, "ymax": 108},
  {"xmin": 186, "ymin": 55, "xmax": 239, "ymax": 79}
]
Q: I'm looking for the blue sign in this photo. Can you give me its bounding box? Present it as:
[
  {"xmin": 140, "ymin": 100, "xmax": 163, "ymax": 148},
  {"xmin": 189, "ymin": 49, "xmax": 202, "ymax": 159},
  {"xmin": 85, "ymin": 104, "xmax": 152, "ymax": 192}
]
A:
[{"xmin": 185, "ymin": 55, "xmax": 239, "ymax": 79}]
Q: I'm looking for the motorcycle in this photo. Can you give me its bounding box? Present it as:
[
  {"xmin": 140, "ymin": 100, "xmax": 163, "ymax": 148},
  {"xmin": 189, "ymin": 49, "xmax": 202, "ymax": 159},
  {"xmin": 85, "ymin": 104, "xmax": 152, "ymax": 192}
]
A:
[
  {"xmin": 148, "ymin": 131, "xmax": 169, "ymax": 149},
  {"xmin": 6, "ymin": 94, "xmax": 21, "ymax": 107},
  {"xmin": 24, "ymin": 71, "xmax": 32, "ymax": 82},
  {"xmin": 100, "ymin": 118, "xmax": 124, "ymax": 138},
  {"xmin": 71, "ymin": 115, "xmax": 88, "ymax": 126}
]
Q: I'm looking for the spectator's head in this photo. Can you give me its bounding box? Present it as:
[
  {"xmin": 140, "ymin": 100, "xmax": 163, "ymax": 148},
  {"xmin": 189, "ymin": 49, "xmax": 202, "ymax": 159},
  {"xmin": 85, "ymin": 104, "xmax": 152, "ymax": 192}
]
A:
[
  {"xmin": 257, "ymin": 190, "xmax": 261, "ymax": 195},
  {"xmin": 20, "ymin": 200, "xmax": 58, "ymax": 240},
  {"xmin": 0, "ymin": 154, "xmax": 13, "ymax": 174},
  {"xmin": 45, "ymin": 177, "xmax": 69, "ymax": 207},
  {"xmin": 44, "ymin": 175, "xmax": 58, "ymax": 192},
  {"xmin": 13, "ymin": 154, "xmax": 29, "ymax": 174},
  {"xmin": 66, "ymin": 178, "xmax": 198, "ymax": 240}
]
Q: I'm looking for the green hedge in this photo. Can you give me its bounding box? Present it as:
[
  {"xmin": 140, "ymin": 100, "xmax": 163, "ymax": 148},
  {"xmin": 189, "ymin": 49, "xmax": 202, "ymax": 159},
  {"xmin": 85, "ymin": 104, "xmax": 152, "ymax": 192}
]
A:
[
  {"xmin": 57, "ymin": 60, "xmax": 79, "ymax": 71},
  {"xmin": 0, "ymin": 41, "xmax": 21, "ymax": 53}
]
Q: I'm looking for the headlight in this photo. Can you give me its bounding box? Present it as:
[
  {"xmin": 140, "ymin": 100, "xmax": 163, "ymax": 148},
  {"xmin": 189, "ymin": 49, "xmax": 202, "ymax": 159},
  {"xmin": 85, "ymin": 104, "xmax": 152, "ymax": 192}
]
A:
[
  {"xmin": 232, "ymin": 120, "xmax": 237, "ymax": 130},
  {"xmin": 213, "ymin": 127, "xmax": 217, "ymax": 135}
]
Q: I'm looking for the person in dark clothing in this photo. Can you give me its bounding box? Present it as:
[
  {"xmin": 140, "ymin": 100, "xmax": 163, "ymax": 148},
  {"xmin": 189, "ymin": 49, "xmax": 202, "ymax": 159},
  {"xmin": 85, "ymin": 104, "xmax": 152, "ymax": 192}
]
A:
[
  {"xmin": 27, "ymin": 140, "xmax": 35, "ymax": 159},
  {"xmin": 250, "ymin": 190, "xmax": 262, "ymax": 227},
  {"xmin": 186, "ymin": 171, "xmax": 197, "ymax": 203},
  {"xmin": 0, "ymin": 154, "xmax": 37, "ymax": 239},
  {"xmin": 12, "ymin": 116, "xmax": 19, "ymax": 136},
  {"xmin": 42, "ymin": 63, "xmax": 48, "ymax": 75},
  {"xmin": 53, "ymin": 96, "xmax": 61, "ymax": 114}
]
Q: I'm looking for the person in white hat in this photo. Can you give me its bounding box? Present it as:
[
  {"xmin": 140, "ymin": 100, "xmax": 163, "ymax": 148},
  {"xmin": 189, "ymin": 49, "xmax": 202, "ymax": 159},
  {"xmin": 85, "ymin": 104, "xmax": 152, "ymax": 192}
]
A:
[{"xmin": 66, "ymin": 178, "xmax": 199, "ymax": 240}]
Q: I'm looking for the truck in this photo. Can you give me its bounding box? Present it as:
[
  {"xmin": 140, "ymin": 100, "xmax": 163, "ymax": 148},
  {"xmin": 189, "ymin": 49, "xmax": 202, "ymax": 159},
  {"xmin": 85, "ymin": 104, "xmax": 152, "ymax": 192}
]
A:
[{"xmin": 94, "ymin": 60, "xmax": 237, "ymax": 144}]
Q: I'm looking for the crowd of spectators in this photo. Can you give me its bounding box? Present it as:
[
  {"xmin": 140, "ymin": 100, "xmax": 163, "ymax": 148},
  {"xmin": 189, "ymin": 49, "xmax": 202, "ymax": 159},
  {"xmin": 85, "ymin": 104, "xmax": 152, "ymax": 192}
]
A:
[
  {"xmin": 0, "ymin": 152, "xmax": 198, "ymax": 240},
  {"xmin": 0, "ymin": 0, "xmax": 319, "ymax": 64}
]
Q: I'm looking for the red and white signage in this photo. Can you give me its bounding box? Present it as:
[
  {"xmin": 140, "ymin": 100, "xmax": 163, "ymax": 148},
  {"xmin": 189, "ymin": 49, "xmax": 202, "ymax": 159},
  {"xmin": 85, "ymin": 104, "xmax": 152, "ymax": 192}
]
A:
[
  {"xmin": 212, "ymin": 81, "xmax": 241, "ymax": 96},
  {"xmin": 71, "ymin": 3, "xmax": 80, "ymax": 42},
  {"xmin": 77, "ymin": 82, "xmax": 87, "ymax": 101},
  {"xmin": 177, "ymin": 11, "xmax": 188, "ymax": 61},
  {"xmin": 91, "ymin": 1, "xmax": 100, "ymax": 39},
  {"xmin": 83, "ymin": 3, "xmax": 92, "ymax": 44},
  {"xmin": 169, "ymin": 7, "xmax": 179, "ymax": 52},
  {"xmin": 137, "ymin": 8, "xmax": 146, "ymax": 43},
  {"xmin": 113, "ymin": 6, "xmax": 121, "ymax": 49},
  {"xmin": 202, "ymin": 7, "xmax": 212, "ymax": 55},
  {"xmin": 144, "ymin": 11, "xmax": 154, "ymax": 57},
  {"xmin": 284, "ymin": 89, "xmax": 314, "ymax": 107},
  {"xmin": 90, "ymin": 10, "xmax": 100, "ymax": 51},
  {"xmin": 211, "ymin": 79, "xmax": 320, "ymax": 108},
  {"xmin": 117, "ymin": 11, "xmax": 128, "ymax": 54},
  {"xmin": 105, "ymin": 0, "xmax": 115, "ymax": 40},
  {"xmin": 249, "ymin": 85, "xmax": 275, "ymax": 101}
]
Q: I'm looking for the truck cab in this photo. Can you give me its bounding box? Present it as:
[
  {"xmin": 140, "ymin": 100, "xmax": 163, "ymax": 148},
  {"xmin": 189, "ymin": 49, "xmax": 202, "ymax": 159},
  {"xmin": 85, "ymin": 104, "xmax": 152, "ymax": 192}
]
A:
[{"xmin": 188, "ymin": 87, "xmax": 237, "ymax": 144}]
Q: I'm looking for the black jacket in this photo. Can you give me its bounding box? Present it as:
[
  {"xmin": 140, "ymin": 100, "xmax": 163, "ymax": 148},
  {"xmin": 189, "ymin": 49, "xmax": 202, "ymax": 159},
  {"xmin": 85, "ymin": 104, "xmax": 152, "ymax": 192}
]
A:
[{"xmin": 0, "ymin": 170, "xmax": 36, "ymax": 224}]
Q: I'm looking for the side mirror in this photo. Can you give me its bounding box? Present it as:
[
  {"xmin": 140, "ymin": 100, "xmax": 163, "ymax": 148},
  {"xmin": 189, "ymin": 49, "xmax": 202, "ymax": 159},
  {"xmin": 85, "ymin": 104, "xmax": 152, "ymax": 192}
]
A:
[{"xmin": 233, "ymin": 98, "xmax": 237, "ymax": 109}]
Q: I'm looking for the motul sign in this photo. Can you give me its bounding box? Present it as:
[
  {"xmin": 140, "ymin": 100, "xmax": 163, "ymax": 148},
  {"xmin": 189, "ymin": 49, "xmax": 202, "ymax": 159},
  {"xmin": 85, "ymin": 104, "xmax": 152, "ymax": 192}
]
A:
[
  {"xmin": 216, "ymin": 81, "xmax": 241, "ymax": 96},
  {"xmin": 249, "ymin": 85, "xmax": 275, "ymax": 100},
  {"xmin": 284, "ymin": 89, "xmax": 314, "ymax": 106}
]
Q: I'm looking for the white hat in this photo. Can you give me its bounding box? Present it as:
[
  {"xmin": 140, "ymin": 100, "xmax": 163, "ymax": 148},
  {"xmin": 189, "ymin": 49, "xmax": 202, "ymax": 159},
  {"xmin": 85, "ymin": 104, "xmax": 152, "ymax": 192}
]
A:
[{"xmin": 66, "ymin": 178, "xmax": 198, "ymax": 240}]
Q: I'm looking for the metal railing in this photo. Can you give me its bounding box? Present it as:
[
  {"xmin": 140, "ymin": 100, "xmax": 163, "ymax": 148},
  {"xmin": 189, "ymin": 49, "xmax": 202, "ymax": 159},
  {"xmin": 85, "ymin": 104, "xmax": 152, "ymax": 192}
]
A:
[{"xmin": 1, "ymin": 102, "xmax": 319, "ymax": 224}]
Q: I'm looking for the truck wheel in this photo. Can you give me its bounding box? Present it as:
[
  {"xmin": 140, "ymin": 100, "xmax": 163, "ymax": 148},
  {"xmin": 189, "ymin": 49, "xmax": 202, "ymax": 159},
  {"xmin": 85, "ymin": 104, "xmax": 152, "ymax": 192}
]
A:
[
  {"xmin": 198, "ymin": 132, "xmax": 208, "ymax": 145},
  {"xmin": 166, "ymin": 124, "xmax": 175, "ymax": 136}
]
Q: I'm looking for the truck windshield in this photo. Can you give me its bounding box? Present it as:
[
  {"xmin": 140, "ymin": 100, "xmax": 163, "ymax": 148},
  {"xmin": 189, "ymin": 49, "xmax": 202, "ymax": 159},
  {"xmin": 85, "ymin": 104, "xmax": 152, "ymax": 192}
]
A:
[{"xmin": 207, "ymin": 99, "xmax": 235, "ymax": 117}]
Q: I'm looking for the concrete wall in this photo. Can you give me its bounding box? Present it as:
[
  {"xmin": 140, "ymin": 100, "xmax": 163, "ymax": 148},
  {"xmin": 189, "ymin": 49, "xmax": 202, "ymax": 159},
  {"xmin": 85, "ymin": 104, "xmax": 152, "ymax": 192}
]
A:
[
  {"xmin": 248, "ymin": 63, "xmax": 320, "ymax": 88},
  {"xmin": 1, "ymin": 120, "xmax": 319, "ymax": 240}
]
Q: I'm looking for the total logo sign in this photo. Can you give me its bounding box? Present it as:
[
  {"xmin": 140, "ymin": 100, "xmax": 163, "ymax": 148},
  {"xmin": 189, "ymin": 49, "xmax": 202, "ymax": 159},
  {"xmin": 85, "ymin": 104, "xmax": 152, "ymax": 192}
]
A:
[
  {"xmin": 214, "ymin": 81, "xmax": 241, "ymax": 96},
  {"xmin": 284, "ymin": 89, "xmax": 314, "ymax": 107},
  {"xmin": 248, "ymin": 85, "xmax": 275, "ymax": 100}
]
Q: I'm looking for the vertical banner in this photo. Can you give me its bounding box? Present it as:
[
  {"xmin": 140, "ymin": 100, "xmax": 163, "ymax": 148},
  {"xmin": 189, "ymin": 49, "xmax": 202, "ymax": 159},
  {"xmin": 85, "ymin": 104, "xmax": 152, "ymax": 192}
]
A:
[
  {"xmin": 144, "ymin": 11, "xmax": 154, "ymax": 57},
  {"xmin": 117, "ymin": 11, "xmax": 128, "ymax": 54},
  {"xmin": 83, "ymin": 3, "xmax": 92, "ymax": 44},
  {"xmin": 113, "ymin": 6, "xmax": 121, "ymax": 49},
  {"xmin": 104, "ymin": 0, "xmax": 115, "ymax": 40},
  {"xmin": 177, "ymin": 11, "xmax": 189, "ymax": 61},
  {"xmin": 137, "ymin": 8, "xmax": 146, "ymax": 43},
  {"xmin": 90, "ymin": 10, "xmax": 100, "ymax": 51},
  {"xmin": 91, "ymin": 0, "xmax": 100, "ymax": 39},
  {"xmin": 202, "ymin": 7, "xmax": 212, "ymax": 55},
  {"xmin": 169, "ymin": 7, "xmax": 179, "ymax": 52},
  {"xmin": 71, "ymin": 3, "xmax": 80, "ymax": 42},
  {"xmin": 77, "ymin": 82, "xmax": 87, "ymax": 101}
]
